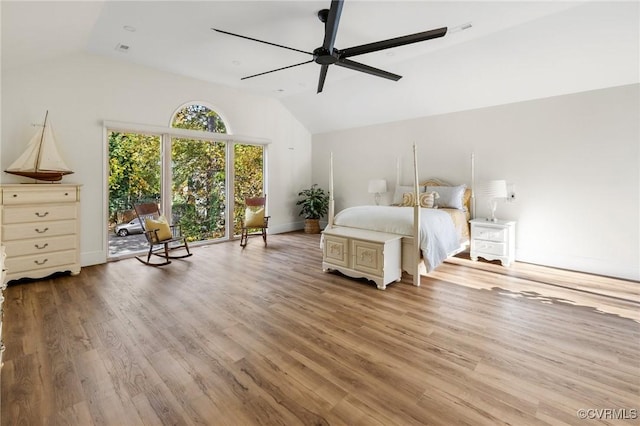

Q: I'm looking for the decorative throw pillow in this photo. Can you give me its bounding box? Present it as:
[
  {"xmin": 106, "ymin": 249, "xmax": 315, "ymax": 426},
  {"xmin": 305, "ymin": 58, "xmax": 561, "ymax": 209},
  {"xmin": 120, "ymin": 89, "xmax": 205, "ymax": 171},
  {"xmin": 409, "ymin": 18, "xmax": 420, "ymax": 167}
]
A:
[
  {"xmin": 419, "ymin": 191, "xmax": 440, "ymax": 208},
  {"xmin": 400, "ymin": 192, "xmax": 417, "ymax": 207},
  {"xmin": 145, "ymin": 215, "xmax": 172, "ymax": 242},
  {"xmin": 244, "ymin": 207, "xmax": 265, "ymax": 227},
  {"xmin": 392, "ymin": 185, "xmax": 425, "ymax": 205},
  {"xmin": 427, "ymin": 184, "xmax": 467, "ymax": 210}
]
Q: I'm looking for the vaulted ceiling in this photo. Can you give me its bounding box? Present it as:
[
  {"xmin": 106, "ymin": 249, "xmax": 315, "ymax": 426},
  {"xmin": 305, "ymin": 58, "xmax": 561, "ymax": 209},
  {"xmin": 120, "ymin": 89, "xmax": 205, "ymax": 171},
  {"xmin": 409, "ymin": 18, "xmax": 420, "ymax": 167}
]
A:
[{"xmin": 2, "ymin": 1, "xmax": 638, "ymax": 134}]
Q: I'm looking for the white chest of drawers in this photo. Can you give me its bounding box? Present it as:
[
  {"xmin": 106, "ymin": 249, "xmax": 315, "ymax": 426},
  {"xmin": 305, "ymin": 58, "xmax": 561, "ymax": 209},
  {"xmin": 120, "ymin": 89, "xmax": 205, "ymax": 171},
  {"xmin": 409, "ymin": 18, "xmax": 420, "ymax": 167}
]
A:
[
  {"xmin": 1, "ymin": 184, "xmax": 81, "ymax": 283},
  {"xmin": 322, "ymin": 227, "xmax": 402, "ymax": 290},
  {"xmin": 1, "ymin": 245, "xmax": 6, "ymax": 369},
  {"xmin": 470, "ymin": 218, "xmax": 516, "ymax": 266}
]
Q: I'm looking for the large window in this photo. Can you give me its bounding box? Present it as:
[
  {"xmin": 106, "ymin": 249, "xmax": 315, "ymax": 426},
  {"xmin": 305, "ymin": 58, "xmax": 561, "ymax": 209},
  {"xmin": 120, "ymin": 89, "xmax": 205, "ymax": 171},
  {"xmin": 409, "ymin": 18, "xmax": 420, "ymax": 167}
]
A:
[
  {"xmin": 233, "ymin": 144, "xmax": 264, "ymax": 236},
  {"xmin": 108, "ymin": 131, "xmax": 161, "ymax": 257},
  {"xmin": 171, "ymin": 105, "xmax": 229, "ymax": 242},
  {"xmin": 107, "ymin": 103, "xmax": 266, "ymax": 259}
]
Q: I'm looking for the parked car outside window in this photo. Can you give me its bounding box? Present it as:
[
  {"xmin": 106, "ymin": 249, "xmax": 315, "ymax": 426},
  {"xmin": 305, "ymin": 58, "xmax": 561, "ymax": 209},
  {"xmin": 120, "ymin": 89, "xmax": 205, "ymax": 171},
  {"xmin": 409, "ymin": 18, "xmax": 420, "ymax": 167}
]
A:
[{"xmin": 114, "ymin": 218, "xmax": 144, "ymax": 237}]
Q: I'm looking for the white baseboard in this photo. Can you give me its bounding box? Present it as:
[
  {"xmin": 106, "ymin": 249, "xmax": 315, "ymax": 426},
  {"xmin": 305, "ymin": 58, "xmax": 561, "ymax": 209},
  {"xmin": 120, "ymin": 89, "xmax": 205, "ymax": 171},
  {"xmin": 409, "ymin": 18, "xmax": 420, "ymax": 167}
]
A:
[
  {"xmin": 81, "ymin": 250, "xmax": 107, "ymax": 267},
  {"xmin": 516, "ymin": 248, "xmax": 639, "ymax": 281},
  {"xmin": 269, "ymin": 221, "xmax": 305, "ymax": 234}
]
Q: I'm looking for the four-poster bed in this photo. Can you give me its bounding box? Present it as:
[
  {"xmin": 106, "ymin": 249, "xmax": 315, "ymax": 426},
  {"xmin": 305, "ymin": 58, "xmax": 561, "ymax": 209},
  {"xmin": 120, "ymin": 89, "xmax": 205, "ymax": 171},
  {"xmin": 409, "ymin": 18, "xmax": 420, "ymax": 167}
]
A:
[{"xmin": 322, "ymin": 145, "xmax": 473, "ymax": 289}]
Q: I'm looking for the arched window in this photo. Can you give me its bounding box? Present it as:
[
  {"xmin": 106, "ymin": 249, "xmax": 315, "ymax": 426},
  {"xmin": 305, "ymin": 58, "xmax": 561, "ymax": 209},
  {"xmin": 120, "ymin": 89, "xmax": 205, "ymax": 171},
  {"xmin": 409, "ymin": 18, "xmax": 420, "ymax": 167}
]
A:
[
  {"xmin": 171, "ymin": 103, "xmax": 228, "ymax": 133},
  {"xmin": 107, "ymin": 103, "xmax": 265, "ymax": 259}
]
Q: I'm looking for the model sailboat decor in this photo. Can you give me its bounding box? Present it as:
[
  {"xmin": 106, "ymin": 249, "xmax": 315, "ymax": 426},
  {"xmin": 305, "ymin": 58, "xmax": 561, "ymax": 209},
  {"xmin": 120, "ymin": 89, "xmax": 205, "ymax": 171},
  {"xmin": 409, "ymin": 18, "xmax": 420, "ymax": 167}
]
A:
[{"xmin": 5, "ymin": 111, "xmax": 74, "ymax": 182}]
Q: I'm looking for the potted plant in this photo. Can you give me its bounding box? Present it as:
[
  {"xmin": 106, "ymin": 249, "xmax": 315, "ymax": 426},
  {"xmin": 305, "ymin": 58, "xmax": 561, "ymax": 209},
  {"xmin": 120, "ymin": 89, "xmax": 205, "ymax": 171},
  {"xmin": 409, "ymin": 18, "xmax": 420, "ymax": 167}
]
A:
[{"xmin": 296, "ymin": 184, "xmax": 330, "ymax": 234}]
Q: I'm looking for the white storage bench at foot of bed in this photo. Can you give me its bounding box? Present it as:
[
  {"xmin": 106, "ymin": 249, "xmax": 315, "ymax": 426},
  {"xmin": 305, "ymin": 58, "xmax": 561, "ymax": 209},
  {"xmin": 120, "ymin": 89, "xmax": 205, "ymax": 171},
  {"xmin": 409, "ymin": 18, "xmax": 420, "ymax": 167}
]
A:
[{"xmin": 322, "ymin": 227, "xmax": 402, "ymax": 290}]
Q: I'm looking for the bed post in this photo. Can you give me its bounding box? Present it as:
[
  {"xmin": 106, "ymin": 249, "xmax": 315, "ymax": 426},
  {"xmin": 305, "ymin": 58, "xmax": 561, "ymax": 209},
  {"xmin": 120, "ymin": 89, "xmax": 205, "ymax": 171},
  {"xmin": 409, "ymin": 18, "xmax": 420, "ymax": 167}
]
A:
[
  {"xmin": 327, "ymin": 152, "xmax": 335, "ymax": 229},
  {"xmin": 471, "ymin": 152, "xmax": 476, "ymax": 219},
  {"xmin": 412, "ymin": 144, "xmax": 421, "ymax": 287}
]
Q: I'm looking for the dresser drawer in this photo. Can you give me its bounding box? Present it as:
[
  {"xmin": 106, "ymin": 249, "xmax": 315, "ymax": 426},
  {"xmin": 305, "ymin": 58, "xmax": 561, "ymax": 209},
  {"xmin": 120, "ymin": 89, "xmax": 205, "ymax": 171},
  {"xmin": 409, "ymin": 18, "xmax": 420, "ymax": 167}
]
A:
[
  {"xmin": 5, "ymin": 249, "xmax": 77, "ymax": 275},
  {"xmin": 473, "ymin": 226, "xmax": 507, "ymax": 242},
  {"xmin": 2, "ymin": 220, "xmax": 77, "ymax": 241},
  {"xmin": 3, "ymin": 204, "xmax": 77, "ymax": 224},
  {"xmin": 2, "ymin": 187, "xmax": 77, "ymax": 205},
  {"xmin": 471, "ymin": 240, "xmax": 506, "ymax": 256},
  {"xmin": 4, "ymin": 235, "xmax": 77, "ymax": 257},
  {"xmin": 352, "ymin": 239, "xmax": 383, "ymax": 276},
  {"xmin": 324, "ymin": 235, "xmax": 349, "ymax": 268}
]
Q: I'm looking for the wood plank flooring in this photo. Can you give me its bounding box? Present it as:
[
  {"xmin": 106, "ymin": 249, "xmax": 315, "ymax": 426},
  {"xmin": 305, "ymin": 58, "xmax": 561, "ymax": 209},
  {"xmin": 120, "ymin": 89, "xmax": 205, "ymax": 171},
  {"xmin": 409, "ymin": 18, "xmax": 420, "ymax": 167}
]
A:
[{"xmin": 2, "ymin": 231, "xmax": 639, "ymax": 425}]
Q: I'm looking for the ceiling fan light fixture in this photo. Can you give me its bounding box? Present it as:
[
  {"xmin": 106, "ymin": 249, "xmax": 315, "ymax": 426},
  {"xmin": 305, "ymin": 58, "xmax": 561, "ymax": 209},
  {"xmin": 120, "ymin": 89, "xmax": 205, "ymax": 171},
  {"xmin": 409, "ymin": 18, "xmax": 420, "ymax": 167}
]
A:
[{"xmin": 115, "ymin": 43, "xmax": 130, "ymax": 53}]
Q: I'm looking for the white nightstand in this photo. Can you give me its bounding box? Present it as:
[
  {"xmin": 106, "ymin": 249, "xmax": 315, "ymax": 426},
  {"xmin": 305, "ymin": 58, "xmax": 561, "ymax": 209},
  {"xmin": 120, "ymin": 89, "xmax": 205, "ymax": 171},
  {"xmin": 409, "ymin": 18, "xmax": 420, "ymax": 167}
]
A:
[{"xmin": 470, "ymin": 218, "xmax": 516, "ymax": 266}]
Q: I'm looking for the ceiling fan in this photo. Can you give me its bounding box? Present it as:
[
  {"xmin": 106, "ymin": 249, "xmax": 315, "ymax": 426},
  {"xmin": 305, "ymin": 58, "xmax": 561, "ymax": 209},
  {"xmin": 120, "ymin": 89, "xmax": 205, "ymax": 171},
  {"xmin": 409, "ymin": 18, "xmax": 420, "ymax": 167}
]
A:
[{"xmin": 212, "ymin": 0, "xmax": 449, "ymax": 93}]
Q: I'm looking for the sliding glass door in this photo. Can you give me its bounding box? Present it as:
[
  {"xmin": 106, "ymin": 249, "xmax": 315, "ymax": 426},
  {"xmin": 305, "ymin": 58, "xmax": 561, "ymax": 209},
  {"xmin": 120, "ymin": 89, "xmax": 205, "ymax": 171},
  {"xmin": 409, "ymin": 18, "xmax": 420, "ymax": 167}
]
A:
[
  {"xmin": 108, "ymin": 134, "xmax": 266, "ymax": 259},
  {"xmin": 107, "ymin": 131, "xmax": 162, "ymax": 257},
  {"xmin": 233, "ymin": 144, "xmax": 265, "ymax": 236},
  {"xmin": 171, "ymin": 137, "xmax": 227, "ymax": 242}
]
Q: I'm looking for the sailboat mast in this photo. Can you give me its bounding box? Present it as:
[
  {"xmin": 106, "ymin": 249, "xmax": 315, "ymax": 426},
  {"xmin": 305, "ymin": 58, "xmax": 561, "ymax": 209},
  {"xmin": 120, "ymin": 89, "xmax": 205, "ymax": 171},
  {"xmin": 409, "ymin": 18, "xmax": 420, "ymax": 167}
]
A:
[{"xmin": 33, "ymin": 110, "xmax": 48, "ymax": 174}]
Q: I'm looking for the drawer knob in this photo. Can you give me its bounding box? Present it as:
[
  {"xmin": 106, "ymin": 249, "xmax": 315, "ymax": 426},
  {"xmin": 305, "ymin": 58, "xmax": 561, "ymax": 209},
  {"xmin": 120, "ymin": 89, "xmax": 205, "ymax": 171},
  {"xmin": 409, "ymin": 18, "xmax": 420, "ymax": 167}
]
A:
[
  {"xmin": 35, "ymin": 211, "xmax": 49, "ymax": 218},
  {"xmin": 12, "ymin": 194, "xmax": 17, "ymax": 198},
  {"xmin": 35, "ymin": 243, "xmax": 49, "ymax": 250},
  {"xmin": 34, "ymin": 259, "xmax": 49, "ymax": 266},
  {"xmin": 35, "ymin": 227, "xmax": 49, "ymax": 234}
]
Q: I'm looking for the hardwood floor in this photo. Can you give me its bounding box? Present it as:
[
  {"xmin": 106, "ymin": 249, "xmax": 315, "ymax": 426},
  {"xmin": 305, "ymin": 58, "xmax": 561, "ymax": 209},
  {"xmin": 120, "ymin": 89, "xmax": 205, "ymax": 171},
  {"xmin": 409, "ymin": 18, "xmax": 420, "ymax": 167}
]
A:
[{"xmin": 2, "ymin": 232, "xmax": 639, "ymax": 425}]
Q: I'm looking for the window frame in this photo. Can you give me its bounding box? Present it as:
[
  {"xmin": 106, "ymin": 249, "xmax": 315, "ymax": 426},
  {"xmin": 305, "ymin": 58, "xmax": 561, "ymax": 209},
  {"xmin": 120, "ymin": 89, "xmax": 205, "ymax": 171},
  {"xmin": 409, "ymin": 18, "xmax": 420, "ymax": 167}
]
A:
[{"xmin": 104, "ymin": 119, "xmax": 269, "ymax": 259}]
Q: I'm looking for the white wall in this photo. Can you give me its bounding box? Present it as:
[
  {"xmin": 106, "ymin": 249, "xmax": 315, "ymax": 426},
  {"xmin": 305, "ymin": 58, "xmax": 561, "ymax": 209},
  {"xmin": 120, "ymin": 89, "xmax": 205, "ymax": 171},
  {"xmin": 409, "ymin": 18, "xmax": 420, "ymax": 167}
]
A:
[
  {"xmin": 1, "ymin": 53, "xmax": 312, "ymax": 266},
  {"xmin": 312, "ymin": 84, "xmax": 639, "ymax": 281}
]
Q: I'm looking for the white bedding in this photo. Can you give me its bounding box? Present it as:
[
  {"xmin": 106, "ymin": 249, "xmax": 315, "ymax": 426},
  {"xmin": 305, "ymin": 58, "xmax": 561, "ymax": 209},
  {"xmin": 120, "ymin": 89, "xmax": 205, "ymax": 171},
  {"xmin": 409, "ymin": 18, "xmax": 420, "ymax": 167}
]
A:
[{"xmin": 333, "ymin": 206, "xmax": 461, "ymax": 272}]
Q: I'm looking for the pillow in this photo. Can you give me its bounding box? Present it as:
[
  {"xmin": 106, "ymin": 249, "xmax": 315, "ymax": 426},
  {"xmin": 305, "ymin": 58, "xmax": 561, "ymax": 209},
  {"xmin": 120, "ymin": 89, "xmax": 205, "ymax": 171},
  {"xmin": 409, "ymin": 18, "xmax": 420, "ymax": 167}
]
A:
[
  {"xmin": 463, "ymin": 188, "xmax": 472, "ymax": 210},
  {"xmin": 400, "ymin": 192, "xmax": 417, "ymax": 207},
  {"xmin": 145, "ymin": 215, "xmax": 172, "ymax": 242},
  {"xmin": 392, "ymin": 185, "xmax": 425, "ymax": 205},
  {"xmin": 419, "ymin": 191, "xmax": 439, "ymax": 208},
  {"xmin": 427, "ymin": 184, "xmax": 467, "ymax": 210},
  {"xmin": 244, "ymin": 207, "xmax": 265, "ymax": 227}
]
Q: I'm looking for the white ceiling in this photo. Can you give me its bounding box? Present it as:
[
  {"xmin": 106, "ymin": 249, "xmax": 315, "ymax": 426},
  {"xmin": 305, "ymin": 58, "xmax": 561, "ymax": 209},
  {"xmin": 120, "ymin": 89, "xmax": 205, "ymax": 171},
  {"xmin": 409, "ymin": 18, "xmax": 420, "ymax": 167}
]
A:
[{"xmin": 2, "ymin": 1, "xmax": 638, "ymax": 134}]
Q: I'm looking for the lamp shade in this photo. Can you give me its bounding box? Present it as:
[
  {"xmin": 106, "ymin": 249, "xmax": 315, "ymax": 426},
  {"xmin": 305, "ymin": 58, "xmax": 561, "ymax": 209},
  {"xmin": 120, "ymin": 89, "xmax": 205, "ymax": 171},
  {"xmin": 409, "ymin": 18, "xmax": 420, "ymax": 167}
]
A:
[
  {"xmin": 368, "ymin": 179, "xmax": 387, "ymax": 194},
  {"xmin": 478, "ymin": 180, "xmax": 508, "ymax": 199}
]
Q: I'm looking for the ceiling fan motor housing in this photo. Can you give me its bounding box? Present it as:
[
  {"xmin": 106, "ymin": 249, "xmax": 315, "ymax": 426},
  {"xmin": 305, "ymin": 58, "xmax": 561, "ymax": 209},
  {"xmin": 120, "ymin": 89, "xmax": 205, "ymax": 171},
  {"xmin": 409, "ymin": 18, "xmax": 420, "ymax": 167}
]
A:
[{"xmin": 313, "ymin": 47, "xmax": 338, "ymax": 64}]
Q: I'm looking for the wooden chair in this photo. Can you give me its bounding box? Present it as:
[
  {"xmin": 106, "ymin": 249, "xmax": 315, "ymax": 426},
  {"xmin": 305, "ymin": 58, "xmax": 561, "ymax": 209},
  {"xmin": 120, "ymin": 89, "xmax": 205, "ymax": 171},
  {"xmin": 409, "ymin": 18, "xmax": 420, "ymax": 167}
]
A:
[
  {"xmin": 133, "ymin": 203, "xmax": 192, "ymax": 266},
  {"xmin": 240, "ymin": 196, "xmax": 270, "ymax": 248}
]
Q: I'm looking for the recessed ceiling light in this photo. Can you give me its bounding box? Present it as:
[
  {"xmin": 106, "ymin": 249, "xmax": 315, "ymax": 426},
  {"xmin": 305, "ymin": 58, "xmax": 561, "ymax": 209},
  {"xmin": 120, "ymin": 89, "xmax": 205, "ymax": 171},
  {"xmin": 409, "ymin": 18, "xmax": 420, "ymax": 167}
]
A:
[
  {"xmin": 123, "ymin": 25, "xmax": 136, "ymax": 32},
  {"xmin": 275, "ymin": 89, "xmax": 285, "ymax": 92},
  {"xmin": 115, "ymin": 43, "xmax": 130, "ymax": 53}
]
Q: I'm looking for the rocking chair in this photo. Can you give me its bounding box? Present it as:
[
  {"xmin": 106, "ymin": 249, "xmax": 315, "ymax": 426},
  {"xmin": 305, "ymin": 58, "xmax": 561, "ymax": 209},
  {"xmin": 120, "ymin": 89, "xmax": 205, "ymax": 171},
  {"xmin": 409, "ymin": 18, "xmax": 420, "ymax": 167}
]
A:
[
  {"xmin": 240, "ymin": 196, "xmax": 270, "ymax": 248},
  {"xmin": 133, "ymin": 203, "xmax": 192, "ymax": 266}
]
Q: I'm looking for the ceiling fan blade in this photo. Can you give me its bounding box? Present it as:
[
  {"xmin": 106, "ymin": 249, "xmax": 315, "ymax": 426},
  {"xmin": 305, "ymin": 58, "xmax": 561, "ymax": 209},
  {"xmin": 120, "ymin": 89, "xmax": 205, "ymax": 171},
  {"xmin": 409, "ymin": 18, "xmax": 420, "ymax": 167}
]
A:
[
  {"xmin": 341, "ymin": 27, "xmax": 447, "ymax": 58},
  {"xmin": 335, "ymin": 58, "xmax": 402, "ymax": 81},
  {"xmin": 213, "ymin": 28, "xmax": 313, "ymax": 56},
  {"xmin": 322, "ymin": 0, "xmax": 344, "ymax": 51},
  {"xmin": 241, "ymin": 60, "xmax": 314, "ymax": 80},
  {"xmin": 317, "ymin": 64, "xmax": 329, "ymax": 93}
]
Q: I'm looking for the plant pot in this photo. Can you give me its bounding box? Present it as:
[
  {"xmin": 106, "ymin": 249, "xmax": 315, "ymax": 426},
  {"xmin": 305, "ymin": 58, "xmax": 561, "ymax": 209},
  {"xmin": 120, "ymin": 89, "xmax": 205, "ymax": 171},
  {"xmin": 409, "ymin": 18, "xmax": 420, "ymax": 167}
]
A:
[{"xmin": 304, "ymin": 219, "xmax": 321, "ymax": 234}]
